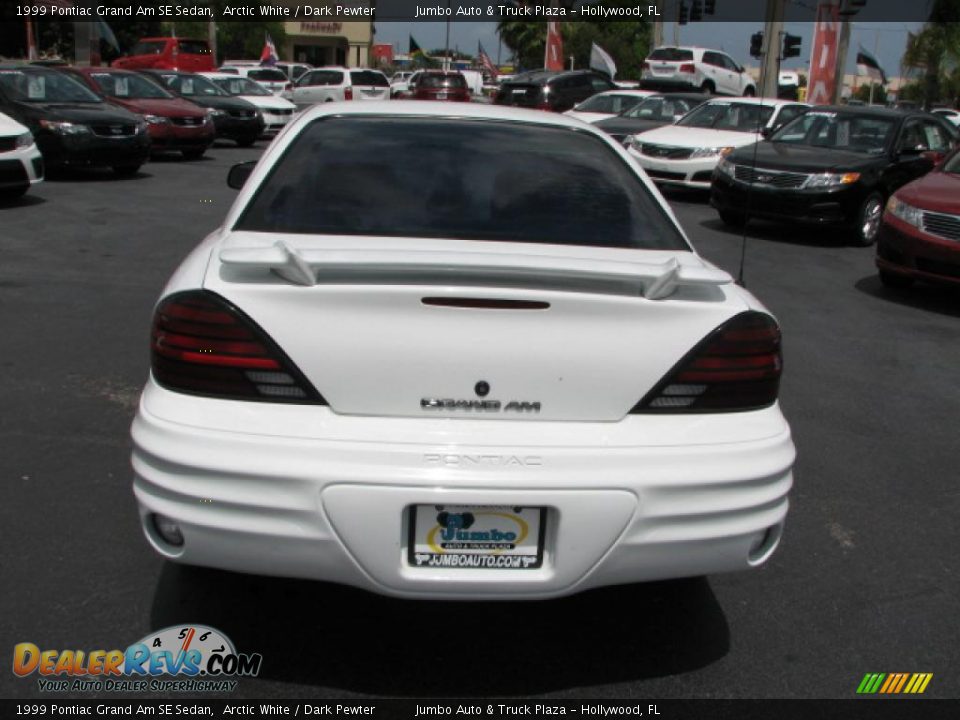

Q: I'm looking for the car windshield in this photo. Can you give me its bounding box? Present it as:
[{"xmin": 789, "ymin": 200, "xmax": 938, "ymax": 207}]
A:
[
  {"xmin": 91, "ymin": 72, "xmax": 173, "ymax": 99},
  {"xmin": 576, "ymin": 93, "xmax": 644, "ymax": 114},
  {"xmin": 236, "ymin": 117, "xmax": 687, "ymax": 251},
  {"xmin": 0, "ymin": 69, "xmax": 101, "ymax": 103},
  {"xmin": 678, "ymin": 102, "xmax": 775, "ymax": 131},
  {"xmin": 418, "ymin": 74, "xmax": 466, "ymax": 89},
  {"xmin": 622, "ymin": 96, "xmax": 695, "ymax": 120},
  {"xmin": 164, "ymin": 74, "xmax": 227, "ymax": 97},
  {"xmin": 212, "ymin": 77, "xmax": 270, "ymax": 96},
  {"xmin": 131, "ymin": 41, "xmax": 167, "ymax": 56},
  {"xmin": 771, "ymin": 111, "xmax": 895, "ymax": 154}
]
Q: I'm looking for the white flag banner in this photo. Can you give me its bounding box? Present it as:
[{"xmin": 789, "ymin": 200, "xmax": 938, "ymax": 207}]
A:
[{"xmin": 590, "ymin": 42, "xmax": 617, "ymax": 80}]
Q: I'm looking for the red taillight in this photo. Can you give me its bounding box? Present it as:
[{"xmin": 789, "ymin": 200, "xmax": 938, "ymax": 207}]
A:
[
  {"xmin": 679, "ymin": 63, "xmax": 696, "ymax": 74},
  {"xmin": 151, "ymin": 291, "xmax": 324, "ymax": 404},
  {"xmin": 536, "ymin": 99, "xmax": 553, "ymax": 111},
  {"xmin": 642, "ymin": 62, "xmax": 650, "ymax": 71},
  {"xmin": 344, "ymin": 86, "xmax": 354, "ymax": 101},
  {"xmin": 632, "ymin": 312, "xmax": 782, "ymax": 413}
]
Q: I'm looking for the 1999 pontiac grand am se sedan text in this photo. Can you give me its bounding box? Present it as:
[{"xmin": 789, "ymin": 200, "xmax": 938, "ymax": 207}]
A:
[{"xmin": 131, "ymin": 102, "xmax": 795, "ymax": 600}]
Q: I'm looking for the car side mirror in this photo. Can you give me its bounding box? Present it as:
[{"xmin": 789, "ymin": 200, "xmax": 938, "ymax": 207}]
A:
[
  {"xmin": 227, "ymin": 161, "xmax": 256, "ymax": 189},
  {"xmin": 761, "ymin": 126, "xmax": 774, "ymax": 138}
]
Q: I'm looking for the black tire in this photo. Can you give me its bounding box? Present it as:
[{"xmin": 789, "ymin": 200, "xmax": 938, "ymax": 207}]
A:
[
  {"xmin": 112, "ymin": 164, "xmax": 141, "ymax": 177},
  {"xmin": 700, "ymin": 81, "xmax": 715, "ymax": 95},
  {"xmin": 719, "ymin": 209, "xmax": 748, "ymax": 228},
  {"xmin": 743, "ymin": 85, "xmax": 756, "ymax": 97},
  {"xmin": 181, "ymin": 148, "xmax": 205, "ymax": 160},
  {"xmin": 235, "ymin": 137, "xmax": 256, "ymax": 148},
  {"xmin": 854, "ymin": 192, "xmax": 884, "ymax": 246},
  {"xmin": 879, "ymin": 269, "xmax": 915, "ymax": 289},
  {"xmin": 0, "ymin": 185, "xmax": 29, "ymax": 200}
]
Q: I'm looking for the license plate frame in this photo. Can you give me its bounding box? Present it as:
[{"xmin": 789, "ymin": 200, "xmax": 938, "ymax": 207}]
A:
[{"xmin": 407, "ymin": 504, "xmax": 546, "ymax": 570}]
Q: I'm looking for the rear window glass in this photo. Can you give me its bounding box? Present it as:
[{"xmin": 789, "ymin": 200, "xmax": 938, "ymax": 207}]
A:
[
  {"xmin": 131, "ymin": 41, "xmax": 167, "ymax": 56},
  {"xmin": 248, "ymin": 69, "xmax": 287, "ymax": 82},
  {"xmin": 419, "ymin": 74, "xmax": 467, "ymax": 89},
  {"xmin": 91, "ymin": 72, "xmax": 173, "ymax": 99},
  {"xmin": 178, "ymin": 41, "xmax": 210, "ymax": 55},
  {"xmin": 236, "ymin": 117, "xmax": 686, "ymax": 251},
  {"xmin": 350, "ymin": 71, "xmax": 389, "ymax": 87},
  {"xmin": 302, "ymin": 71, "xmax": 344, "ymax": 86},
  {"xmin": 648, "ymin": 48, "xmax": 694, "ymax": 62}
]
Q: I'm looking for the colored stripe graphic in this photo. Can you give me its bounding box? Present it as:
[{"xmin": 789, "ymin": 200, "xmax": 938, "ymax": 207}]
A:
[{"xmin": 857, "ymin": 673, "xmax": 932, "ymax": 694}]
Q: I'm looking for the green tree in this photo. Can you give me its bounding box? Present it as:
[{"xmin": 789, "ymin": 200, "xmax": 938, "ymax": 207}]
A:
[
  {"xmin": 853, "ymin": 83, "xmax": 887, "ymax": 105},
  {"xmin": 902, "ymin": 0, "xmax": 960, "ymax": 107}
]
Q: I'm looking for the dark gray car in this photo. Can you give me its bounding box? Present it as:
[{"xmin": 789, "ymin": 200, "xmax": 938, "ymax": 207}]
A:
[{"xmin": 594, "ymin": 93, "xmax": 709, "ymax": 144}]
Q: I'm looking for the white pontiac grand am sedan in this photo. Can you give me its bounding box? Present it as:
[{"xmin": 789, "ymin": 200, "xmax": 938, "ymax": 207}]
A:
[{"xmin": 132, "ymin": 102, "xmax": 795, "ymax": 600}]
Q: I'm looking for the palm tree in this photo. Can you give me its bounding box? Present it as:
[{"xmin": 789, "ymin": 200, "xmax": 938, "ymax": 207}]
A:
[
  {"xmin": 903, "ymin": 0, "xmax": 960, "ymax": 107},
  {"xmin": 496, "ymin": 21, "xmax": 547, "ymax": 71}
]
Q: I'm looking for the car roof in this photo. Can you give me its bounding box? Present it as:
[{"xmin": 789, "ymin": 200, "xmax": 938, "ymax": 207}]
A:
[
  {"xmin": 201, "ymin": 72, "xmax": 244, "ymax": 80},
  {"xmin": 298, "ymin": 100, "xmax": 614, "ymax": 131},
  {"xmin": 702, "ymin": 97, "xmax": 799, "ymax": 107},
  {"xmin": 815, "ymin": 105, "xmax": 914, "ymax": 118}
]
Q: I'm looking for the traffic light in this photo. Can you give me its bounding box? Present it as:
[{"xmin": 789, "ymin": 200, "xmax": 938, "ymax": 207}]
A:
[
  {"xmin": 678, "ymin": 1, "xmax": 688, "ymax": 25},
  {"xmin": 705, "ymin": 0, "xmax": 717, "ymax": 14},
  {"xmin": 750, "ymin": 32, "xmax": 764, "ymax": 59},
  {"xmin": 690, "ymin": 0, "xmax": 703, "ymax": 22},
  {"xmin": 840, "ymin": 0, "xmax": 868, "ymax": 17},
  {"xmin": 782, "ymin": 33, "xmax": 802, "ymax": 59}
]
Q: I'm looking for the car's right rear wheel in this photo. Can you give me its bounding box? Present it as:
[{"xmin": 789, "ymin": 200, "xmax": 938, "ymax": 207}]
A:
[
  {"xmin": 0, "ymin": 185, "xmax": 28, "ymax": 200},
  {"xmin": 879, "ymin": 269, "xmax": 915, "ymax": 289}
]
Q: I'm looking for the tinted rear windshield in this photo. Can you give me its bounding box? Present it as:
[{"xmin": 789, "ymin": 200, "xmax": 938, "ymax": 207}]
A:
[
  {"xmin": 248, "ymin": 69, "xmax": 287, "ymax": 82},
  {"xmin": 131, "ymin": 41, "xmax": 167, "ymax": 56},
  {"xmin": 178, "ymin": 41, "xmax": 210, "ymax": 55},
  {"xmin": 91, "ymin": 72, "xmax": 173, "ymax": 99},
  {"xmin": 350, "ymin": 71, "xmax": 389, "ymax": 87},
  {"xmin": 235, "ymin": 117, "xmax": 686, "ymax": 251},
  {"xmin": 648, "ymin": 48, "xmax": 694, "ymax": 62},
  {"xmin": 419, "ymin": 74, "xmax": 467, "ymax": 89}
]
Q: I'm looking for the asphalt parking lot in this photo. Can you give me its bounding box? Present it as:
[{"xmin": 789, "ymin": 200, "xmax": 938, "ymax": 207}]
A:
[{"xmin": 1, "ymin": 142, "xmax": 958, "ymax": 701}]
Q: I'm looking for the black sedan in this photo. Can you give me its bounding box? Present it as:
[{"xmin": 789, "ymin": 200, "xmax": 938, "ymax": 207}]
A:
[
  {"xmin": 711, "ymin": 106, "xmax": 959, "ymax": 245},
  {"xmin": 0, "ymin": 65, "xmax": 150, "ymax": 175},
  {"xmin": 594, "ymin": 93, "xmax": 709, "ymax": 145},
  {"xmin": 140, "ymin": 70, "xmax": 263, "ymax": 147}
]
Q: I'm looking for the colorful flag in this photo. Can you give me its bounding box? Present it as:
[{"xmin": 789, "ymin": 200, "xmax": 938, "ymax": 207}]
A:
[
  {"xmin": 807, "ymin": 0, "xmax": 841, "ymax": 105},
  {"xmin": 544, "ymin": 21, "xmax": 564, "ymax": 71},
  {"xmin": 409, "ymin": 36, "xmax": 426, "ymax": 59},
  {"xmin": 856, "ymin": 46, "xmax": 887, "ymax": 85},
  {"xmin": 589, "ymin": 42, "xmax": 617, "ymax": 80},
  {"xmin": 260, "ymin": 33, "xmax": 278, "ymax": 66},
  {"xmin": 478, "ymin": 42, "xmax": 498, "ymax": 80}
]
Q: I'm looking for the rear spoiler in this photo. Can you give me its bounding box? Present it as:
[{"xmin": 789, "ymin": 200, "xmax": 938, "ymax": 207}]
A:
[{"xmin": 218, "ymin": 241, "xmax": 732, "ymax": 301}]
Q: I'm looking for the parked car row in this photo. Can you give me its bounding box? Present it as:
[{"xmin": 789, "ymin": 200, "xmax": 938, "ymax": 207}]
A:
[{"xmin": 578, "ymin": 90, "xmax": 960, "ymax": 288}]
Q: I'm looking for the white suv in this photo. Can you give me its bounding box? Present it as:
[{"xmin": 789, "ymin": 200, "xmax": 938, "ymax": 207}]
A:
[
  {"xmin": 218, "ymin": 65, "xmax": 290, "ymax": 95},
  {"xmin": 283, "ymin": 67, "xmax": 390, "ymax": 108},
  {"xmin": 641, "ymin": 47, "xmax": 756, "ymax": 97}
]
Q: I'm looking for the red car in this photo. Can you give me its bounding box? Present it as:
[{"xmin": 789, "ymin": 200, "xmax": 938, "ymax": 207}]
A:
[
  {"xmin": 876, "ymin": 148, "xmax": 960, "ymax": 288},
  {"xmin": 62, "ymin": 68, "xmax": 214, "ymax": 159},
  {"xmin": 112, "ymin": 38, "xmax": 215, "ymax": 73},
  {"xmin": 412, "ymin": 71, "xmax": 471, "ymax": 102}
]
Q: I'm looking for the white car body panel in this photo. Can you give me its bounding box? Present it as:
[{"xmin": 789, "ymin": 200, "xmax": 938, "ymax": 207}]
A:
[
  {"xmin": 219, "ymin": 65, "xmax": 288, "ymax": 95},
  {"xmin": 564, "ymin": 90, "xmax": 656, "ymax": 124},
  {"xmin": 132, "ymin": 102, "xmax": 795, "ymax": 599},
  {"xmin": 628, "ymin": 100, "xmax": 807, "ymax": 188},
  {"xmin": 201, "ymin": 73, "xmax": 296, "ymax": 135},
  {"xmin": 0, "ymin": 111, "xmax": 43, "ymax": 191},
  {"xmin": 642, "ymin": 47, "xmax": 755, "ymax": 96},
  {"xmin": 284, "ymin": 67, "xmax": 390, "ymax": 108}
]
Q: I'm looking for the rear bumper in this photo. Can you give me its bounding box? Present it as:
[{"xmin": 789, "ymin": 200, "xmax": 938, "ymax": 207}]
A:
[
  {"xmin": 876, "ymin": 216, "xmax": 960, "ymax": 286},
  {"xmin": 640, "ymin": 77, "xmax": 700, "ymax": 93},
  {"xmin": 131, "ymin": 380, "xmax": 795, "ymax": 600}
]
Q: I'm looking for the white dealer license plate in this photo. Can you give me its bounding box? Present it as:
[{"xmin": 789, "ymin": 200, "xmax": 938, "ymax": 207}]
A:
[{"xmin": 408, "ymin": 505, "xmax": 545, "ymax": 569}]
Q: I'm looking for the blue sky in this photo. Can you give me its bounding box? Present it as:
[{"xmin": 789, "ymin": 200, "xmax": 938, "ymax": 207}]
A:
[{"xmin": 375, "ymin": 21, "xmax": 923, "ymax": 79}]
